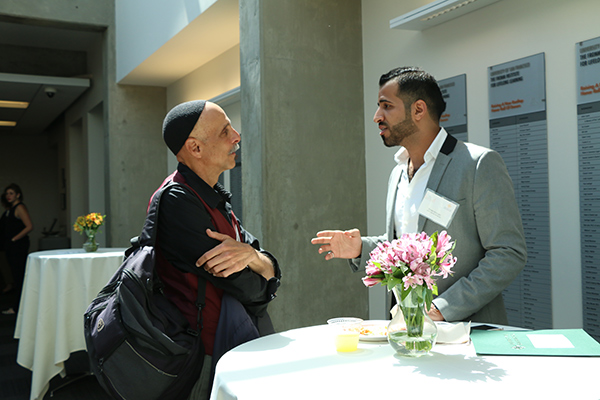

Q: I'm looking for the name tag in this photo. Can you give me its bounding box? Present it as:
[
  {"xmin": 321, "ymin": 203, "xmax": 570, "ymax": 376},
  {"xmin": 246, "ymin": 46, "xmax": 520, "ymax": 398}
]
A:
[{"xmin": 418, "ymin": 189, "xmax": 459, "ymax": 228}]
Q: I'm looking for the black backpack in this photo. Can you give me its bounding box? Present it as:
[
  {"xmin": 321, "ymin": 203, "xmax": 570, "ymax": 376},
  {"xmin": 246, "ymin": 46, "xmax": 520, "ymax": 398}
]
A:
[{"xmin": 83, "ymin": 182, "xmax": 206, "ymax": 400}]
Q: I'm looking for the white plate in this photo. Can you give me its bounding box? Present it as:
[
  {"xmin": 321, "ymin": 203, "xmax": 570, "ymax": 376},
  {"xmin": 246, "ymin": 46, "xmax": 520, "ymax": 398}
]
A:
[{"xmin": 359, "ymin": 320, "xmax": 389, "ymax": 342}]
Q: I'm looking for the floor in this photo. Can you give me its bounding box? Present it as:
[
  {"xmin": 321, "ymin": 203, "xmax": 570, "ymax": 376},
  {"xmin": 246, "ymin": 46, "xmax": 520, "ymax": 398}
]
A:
[{"xmin": 0, "ymin": 285, "xmax": 111, "ymax": 400}]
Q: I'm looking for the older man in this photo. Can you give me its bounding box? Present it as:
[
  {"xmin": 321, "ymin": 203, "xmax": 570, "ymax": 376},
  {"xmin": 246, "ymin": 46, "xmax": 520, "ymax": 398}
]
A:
[
  {"xmin": 153, "ymin": 100, "xmax": 281, "ymax": 399},
  {"xmin": 312, "ymin": 67, "xmax": 526, "ymax": 325}
]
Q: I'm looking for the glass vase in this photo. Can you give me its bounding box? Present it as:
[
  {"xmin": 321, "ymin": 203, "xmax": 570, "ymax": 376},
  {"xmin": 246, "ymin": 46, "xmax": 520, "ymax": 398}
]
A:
[
  {"xmin": 83, "ymin": 231, "xmax": 98, "ymax": 252},
  {"xmin": 387, "ymin": 286, "xmax": 438, "ymax": 357}
]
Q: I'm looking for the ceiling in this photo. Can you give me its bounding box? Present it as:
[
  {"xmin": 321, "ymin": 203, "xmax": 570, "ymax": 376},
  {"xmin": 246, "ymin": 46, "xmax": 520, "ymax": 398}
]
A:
[
  {"xmin": 0, "ymin": 72, "xmax": 90, "ymax": 136},
  {"xmin": 0, "ymin": 20, "xmax": 98, "ymax": 136},
  {"xmin": 118, "ymin": 0, "xmax": 240, "ymax": 86},
  {"xmin": 0, "ymin": 1, "xmax": 240, "ymax": 136}
]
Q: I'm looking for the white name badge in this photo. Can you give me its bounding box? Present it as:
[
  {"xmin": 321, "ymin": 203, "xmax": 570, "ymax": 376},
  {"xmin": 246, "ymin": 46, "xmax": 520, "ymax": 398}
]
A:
[{"xmin": 418, "ymin": 189, "xmax": 459, "ymax": 228}]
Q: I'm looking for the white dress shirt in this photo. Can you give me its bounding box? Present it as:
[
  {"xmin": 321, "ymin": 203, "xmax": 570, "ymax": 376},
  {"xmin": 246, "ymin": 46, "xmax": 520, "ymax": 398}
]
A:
[{"xmin": 393, "ymin": 128, "xmax": 448, "ymax": 237}]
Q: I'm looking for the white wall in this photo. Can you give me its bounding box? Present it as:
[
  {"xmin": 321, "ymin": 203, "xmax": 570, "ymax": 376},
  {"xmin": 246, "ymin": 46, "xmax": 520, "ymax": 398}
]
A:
[
  {"xmin": 166, "ymin": 44, "xmax": 241, "ymax": 173},
  {"xmin": 167, "ymin": 44, "xmax": 240, "ymax": 110},
  {"xmin": 361, "ymin": 0, "xmax": 600, "ymax": 328}
]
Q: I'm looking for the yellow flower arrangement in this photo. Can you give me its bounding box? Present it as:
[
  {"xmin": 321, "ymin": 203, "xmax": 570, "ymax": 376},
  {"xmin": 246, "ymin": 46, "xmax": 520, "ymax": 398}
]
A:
[{"xmin": 74, "ymin": 212, "xmax": 106, "ymax": 236}]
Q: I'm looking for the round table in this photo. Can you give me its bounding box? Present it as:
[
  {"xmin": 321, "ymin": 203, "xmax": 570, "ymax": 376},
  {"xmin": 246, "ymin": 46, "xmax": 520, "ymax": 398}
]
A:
[
  {"xmin": 14, "ymin": 248, "xmax": 126, "ymax": 400},
  {"xmin": 210, "ymin": 324, "xmax": 600, "ymax": 400}
]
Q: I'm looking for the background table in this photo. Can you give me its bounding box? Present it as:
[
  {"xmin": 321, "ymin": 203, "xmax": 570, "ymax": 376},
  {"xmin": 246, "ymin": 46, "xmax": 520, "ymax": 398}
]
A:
[
  {"xmin": 14, "ymin": 248, "xmax": 126, "ymax": 400},
  {"xmin": 211, "ymin": 324, "xmax": 600, "ymax": 400}
]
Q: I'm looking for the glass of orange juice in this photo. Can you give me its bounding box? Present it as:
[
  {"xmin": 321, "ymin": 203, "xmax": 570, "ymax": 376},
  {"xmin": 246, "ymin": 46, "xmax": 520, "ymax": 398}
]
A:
[{"xmin": 327, "ymin": 317, "xmax": 363, "ymax": 352}]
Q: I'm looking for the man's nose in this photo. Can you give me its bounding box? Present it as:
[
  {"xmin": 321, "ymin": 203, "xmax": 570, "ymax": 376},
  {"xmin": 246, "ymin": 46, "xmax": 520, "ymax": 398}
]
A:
[
  {"xmin": 373, "ymin": 109, "xmax": 383, "ymax": 123},
  {"xmin": 232, "ymin": 128, "xmax": 241, "ymax": 142}
]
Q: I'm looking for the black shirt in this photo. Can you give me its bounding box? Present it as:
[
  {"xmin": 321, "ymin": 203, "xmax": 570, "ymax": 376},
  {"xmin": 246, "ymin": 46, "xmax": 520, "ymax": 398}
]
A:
[{"xmin": 156, "ymin": 163, "xmax": 280, "ymax": 310}]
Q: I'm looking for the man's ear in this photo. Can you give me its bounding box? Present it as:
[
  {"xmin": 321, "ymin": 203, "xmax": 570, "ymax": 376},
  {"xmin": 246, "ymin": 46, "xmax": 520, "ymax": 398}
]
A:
[
  {"xmin": 412, "ymin": 99, "xmax": 428, "ymax": 122},
  {"xmin": 184, "ymin": 137, "xmax": 203, "ymax": 159}
]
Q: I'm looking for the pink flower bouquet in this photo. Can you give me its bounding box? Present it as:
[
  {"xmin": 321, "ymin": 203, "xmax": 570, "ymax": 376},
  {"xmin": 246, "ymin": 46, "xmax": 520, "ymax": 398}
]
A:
[{"xmin": 362, "ymin": 231, "xmax": 457, "ymax": 311}]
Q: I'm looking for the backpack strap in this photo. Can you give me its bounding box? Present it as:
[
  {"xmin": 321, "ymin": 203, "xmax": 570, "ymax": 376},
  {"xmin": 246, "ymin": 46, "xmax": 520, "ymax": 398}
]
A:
[
  {"xmin": 171, "ymin": 171, "xmax": 242, "ymax": 242},
  {"xmin": 125, "ymin": 178, "xmax": 174, "ymax": 258},
  {"xmin": 130, "ymin": 177, "xmax": 207, "ymax": 331}
]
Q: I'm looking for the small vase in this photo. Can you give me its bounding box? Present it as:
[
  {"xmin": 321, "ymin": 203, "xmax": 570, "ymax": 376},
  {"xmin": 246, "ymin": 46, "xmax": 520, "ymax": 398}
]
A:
[
  {"xmin": 387, "ymin": 286, "xmax": 438, "ymax": 357},
  {"xmin": 83, "ymin": 232, "xmax": 98, "ymax": 252}
]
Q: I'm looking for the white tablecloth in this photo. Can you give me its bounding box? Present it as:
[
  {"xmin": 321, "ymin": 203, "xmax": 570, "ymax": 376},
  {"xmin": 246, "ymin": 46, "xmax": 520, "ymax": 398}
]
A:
[
  {"xmin": 14, "ymin": 248, "xmax": 126, "ymax": 400},
  {"xmin": 210, "ymin": 324, "xmax": 600, "ymax": 400}
]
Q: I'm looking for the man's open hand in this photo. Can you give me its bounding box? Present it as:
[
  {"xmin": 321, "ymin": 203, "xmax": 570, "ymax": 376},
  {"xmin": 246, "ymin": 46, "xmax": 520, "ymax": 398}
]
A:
[{"xmin": 310, "ymin": 229, "xmax": 362, "ymax": 260}]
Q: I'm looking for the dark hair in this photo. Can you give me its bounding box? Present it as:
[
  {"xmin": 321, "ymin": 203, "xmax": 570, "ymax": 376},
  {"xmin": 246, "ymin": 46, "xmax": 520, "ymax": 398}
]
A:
[
  {"xmin": 4, "ymin": 183, "xmax": 23, "ymax": 202},
  {"xmin": 0, "ymin": 193, "xmax": 8, "ymax": 209},
  {"xmin": 379, "ymin": 67, "xmax": 446, "ymax": 122}
]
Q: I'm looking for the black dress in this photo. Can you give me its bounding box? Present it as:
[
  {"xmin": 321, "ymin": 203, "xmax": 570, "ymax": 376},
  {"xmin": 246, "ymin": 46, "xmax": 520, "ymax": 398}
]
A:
[{"xmin": 4, "ymin": 203, "xmax": 30, "ymax": 311}]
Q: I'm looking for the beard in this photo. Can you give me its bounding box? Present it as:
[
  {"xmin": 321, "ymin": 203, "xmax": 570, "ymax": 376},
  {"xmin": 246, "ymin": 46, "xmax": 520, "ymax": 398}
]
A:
[
  {"xmin": 229, "ymin": 142, "xmax": 240, "ymax": 154},
  {"xmin": 381, "ymin": 117, "xmax": 418, "ymax": 147}
]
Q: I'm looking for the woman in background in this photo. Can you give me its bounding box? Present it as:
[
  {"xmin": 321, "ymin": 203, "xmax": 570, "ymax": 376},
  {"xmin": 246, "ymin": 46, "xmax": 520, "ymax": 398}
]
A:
[{"xmin": 2, "ymin": 184, "xmax": 33, "ymax": 315}]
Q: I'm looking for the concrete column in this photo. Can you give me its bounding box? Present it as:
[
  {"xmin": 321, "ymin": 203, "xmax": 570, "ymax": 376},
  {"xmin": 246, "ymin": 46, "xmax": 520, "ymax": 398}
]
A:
[
  {"xmin": 67, "ymin": 119, "xmax": 86, "ymax": 247},
  {"xmin": 240, "ymin": 0, "xmax": 368, "ymax": 331},
  {"xmin": 104, "ymin": 24, "xmax": 167, "ymax": 247},
  {"xmin": 82, "ymin": 105, "xmax": 103, "ymax": 244}
]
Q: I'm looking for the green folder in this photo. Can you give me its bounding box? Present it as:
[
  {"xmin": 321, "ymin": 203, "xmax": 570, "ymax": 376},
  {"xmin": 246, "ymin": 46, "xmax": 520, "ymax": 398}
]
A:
[{"xmin": 470, "ymin": 329, "xmax": 600, "ymax": 356}]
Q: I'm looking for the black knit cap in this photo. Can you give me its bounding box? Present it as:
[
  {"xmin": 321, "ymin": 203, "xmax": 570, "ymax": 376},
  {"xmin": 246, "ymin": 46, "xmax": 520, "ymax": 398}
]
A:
[{"xmin": 162, "ymin": 100, "xmax": 207, "ymax": 155}]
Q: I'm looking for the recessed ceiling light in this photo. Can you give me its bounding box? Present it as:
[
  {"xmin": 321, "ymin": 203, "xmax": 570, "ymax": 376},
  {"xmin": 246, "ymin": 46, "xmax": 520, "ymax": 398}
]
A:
[
  {"xmin": 0, "ymin": 121, "xmax": 17, "ymax": 127},
  {"xmin": 0, "ymin": 100, "xmax": 29, "ymax": 109}
]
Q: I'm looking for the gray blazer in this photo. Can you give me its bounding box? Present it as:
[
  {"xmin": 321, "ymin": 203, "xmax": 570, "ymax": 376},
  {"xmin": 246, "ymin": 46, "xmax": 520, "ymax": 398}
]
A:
[{"xmin": 351, "ymin": 134, "xmax": 527, "ymax": 324}]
